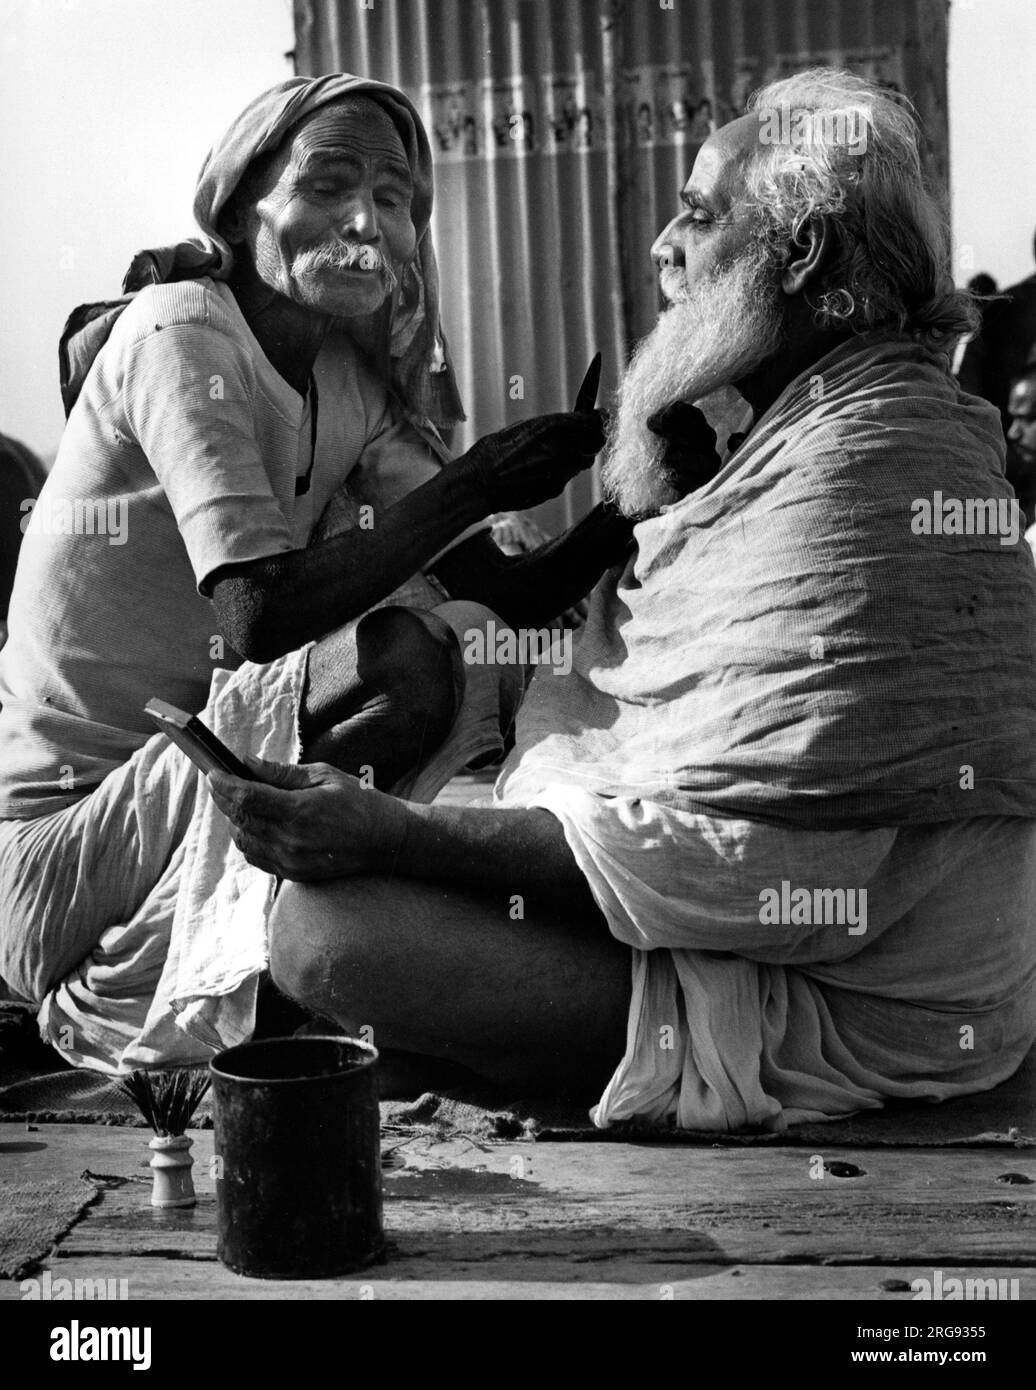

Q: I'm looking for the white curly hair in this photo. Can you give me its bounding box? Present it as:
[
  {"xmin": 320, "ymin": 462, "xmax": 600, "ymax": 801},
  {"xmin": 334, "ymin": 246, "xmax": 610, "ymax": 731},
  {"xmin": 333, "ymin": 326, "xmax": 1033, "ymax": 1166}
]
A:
[{"xmin": 745, "ymin": 68, "xmax": 976, "ymax": 345}]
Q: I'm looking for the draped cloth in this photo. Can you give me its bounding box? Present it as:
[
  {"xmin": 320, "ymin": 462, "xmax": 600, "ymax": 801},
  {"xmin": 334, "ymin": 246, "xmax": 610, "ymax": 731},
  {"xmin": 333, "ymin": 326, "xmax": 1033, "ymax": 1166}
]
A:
[
  {"xmin": 498, "ymin": 333, "xmax": 1036, "ymax": 828},
  {"xmin": 495, "ymin": 334, "xmax": 1036, "ymax": 1130},
  {"xmin": 59, "ymin": 74, "xmax": 464, "ymax": 429}
]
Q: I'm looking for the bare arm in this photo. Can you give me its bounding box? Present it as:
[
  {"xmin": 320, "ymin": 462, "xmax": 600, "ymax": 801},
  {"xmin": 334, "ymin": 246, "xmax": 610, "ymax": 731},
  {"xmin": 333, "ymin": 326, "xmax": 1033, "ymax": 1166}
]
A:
[
  {"xmin": 396, "ymin": 801, "xmax": 597, "ymax": 913},
  {"xmin": 429, "ymin": 401, "xmax": 721, "ymax": 635},
  {"xmin": 209, "ymin": 465, "xmax": 480, "ymax": 663},
  {"xmin": 208, "ymin": 759, "xmax": 598, "ymax": 915},
  {"xmin": 208, "ymin": 410, "xmax": 604, "ymax": 663},
  {"xmin": 429, "ymin": 502, "xmax": 635, "ymax": 630}
]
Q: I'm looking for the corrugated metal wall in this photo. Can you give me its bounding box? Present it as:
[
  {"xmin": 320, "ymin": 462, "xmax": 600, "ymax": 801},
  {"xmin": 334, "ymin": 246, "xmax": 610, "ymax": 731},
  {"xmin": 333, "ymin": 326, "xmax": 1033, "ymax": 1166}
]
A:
[{"xmin": 293, "ymin": 0, "xmax": 949, "ymax": 531}]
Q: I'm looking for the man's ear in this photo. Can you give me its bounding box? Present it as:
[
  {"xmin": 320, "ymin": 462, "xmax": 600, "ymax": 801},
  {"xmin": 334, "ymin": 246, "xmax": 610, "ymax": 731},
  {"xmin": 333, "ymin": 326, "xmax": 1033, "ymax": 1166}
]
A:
[{"xmin": 780, "ymin": 216, "xmax": 832, "ymax": 295}]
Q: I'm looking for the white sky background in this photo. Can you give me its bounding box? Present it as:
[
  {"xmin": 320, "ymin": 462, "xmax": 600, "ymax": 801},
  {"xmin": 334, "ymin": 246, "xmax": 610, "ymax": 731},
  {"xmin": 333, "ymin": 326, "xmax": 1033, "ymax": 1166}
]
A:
[
  {"xmin": 948, "ymin": 0, "xmax": 1035, "ymax": 291},
  {"xmin": 0, "ymin": 0, "xmax": 1033, "ymax": 461},
  {"xmin": 0, "ymin": 0, "xmax": 296, "ymax": 460}
]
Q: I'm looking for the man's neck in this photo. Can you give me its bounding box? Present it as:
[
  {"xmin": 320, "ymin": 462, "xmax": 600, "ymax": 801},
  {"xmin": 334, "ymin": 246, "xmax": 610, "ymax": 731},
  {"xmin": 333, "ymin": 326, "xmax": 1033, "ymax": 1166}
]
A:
[
  {"xmin": 737, "ymin": 316, "xmax": 852, "ymax": 423},
  {"xmin": 227, "ymin": 260, "xmax": 331, "ymax": 397}
]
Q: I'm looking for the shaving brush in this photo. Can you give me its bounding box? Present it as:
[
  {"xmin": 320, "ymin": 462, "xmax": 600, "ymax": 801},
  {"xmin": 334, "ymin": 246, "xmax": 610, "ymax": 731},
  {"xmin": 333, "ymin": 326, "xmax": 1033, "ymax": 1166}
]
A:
[{"xmin": 119, "ymin": 1069, "xmax": 211, "ymax": 1208}]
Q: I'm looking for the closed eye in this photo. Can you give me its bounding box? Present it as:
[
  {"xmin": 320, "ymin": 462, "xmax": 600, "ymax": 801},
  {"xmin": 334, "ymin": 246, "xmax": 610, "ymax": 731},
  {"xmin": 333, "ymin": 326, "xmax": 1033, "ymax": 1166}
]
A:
[
  {"xmin": 683, "ymin": 211, "xmax": 713, "ymax": 232},
  {"xmin": 375, "ymin": 181, "xmax": 411, "ymax": 211},
  {"xmin": 303, "ymin": 178, "xmax": 344, "ymax": 197},
  {"xmin": 679, "ymin": 194, "xmax": 714, "ymax": 226}
]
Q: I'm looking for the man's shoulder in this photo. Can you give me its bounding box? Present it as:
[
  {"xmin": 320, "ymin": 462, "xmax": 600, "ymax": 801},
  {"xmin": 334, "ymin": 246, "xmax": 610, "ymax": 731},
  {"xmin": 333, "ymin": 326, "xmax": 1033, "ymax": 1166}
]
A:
[
  {"xmin": 770, "ymin": 335, "xmax": 1004, "ymax": 470},
  {"xmin": 113, "ymin": 278, "xmax": 242, "ymax": 346}
]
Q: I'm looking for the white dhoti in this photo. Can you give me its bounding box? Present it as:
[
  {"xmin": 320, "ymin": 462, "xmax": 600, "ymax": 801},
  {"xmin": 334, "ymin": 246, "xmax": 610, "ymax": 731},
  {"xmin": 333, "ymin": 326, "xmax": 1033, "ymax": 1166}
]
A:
[{"xmin": 0, "ymin": 601, "xmax": 520, "ymax": 1073}]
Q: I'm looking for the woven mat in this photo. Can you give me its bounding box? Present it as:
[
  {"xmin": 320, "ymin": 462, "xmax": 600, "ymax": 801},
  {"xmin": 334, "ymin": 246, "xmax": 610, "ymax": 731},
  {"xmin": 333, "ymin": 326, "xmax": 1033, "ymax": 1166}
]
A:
[
  {"xmin": 378, "ymin": 1053, "xmax": 1035, "ymax": 1147},
  {"xmin": 1, "ymin": 1003, "xmax": 1032, "ymax": 1147},
  {"xmin": 0, "ymin": 1176, "xmax": 100, "ymax": 1279},
  {"xmin": 1, "ymin": 1058, "xmax": 1032, "ymax": 1148}
]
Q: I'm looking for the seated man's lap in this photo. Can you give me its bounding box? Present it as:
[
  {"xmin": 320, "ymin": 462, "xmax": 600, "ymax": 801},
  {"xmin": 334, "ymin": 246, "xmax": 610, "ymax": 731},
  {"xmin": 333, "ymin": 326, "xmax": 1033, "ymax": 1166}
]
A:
[
  {"xmin": 0, "ymin": 732, "xmax": 198, "ymax": 1004},
  {"xmin": 0, "ymin": 640, "xmax": 311, "ymax": 1011},
  {"xmin": 269, "ymin": 873, "xmax": 630, "ymax": 1095},
  {"xmin": 267, "ymin": 812, "xmax": 1036, "ymax": 1114},
  {"xmin": 0, "ymin": 606, "xmax": 524, "ymax": 1065}
]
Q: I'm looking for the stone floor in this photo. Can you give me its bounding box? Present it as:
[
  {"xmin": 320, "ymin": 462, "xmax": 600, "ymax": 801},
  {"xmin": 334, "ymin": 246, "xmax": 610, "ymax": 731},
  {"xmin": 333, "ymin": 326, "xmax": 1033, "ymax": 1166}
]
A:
[{"xmin": 1, "ymin": 1123, "xmax": 1033, "ymax": 1300}]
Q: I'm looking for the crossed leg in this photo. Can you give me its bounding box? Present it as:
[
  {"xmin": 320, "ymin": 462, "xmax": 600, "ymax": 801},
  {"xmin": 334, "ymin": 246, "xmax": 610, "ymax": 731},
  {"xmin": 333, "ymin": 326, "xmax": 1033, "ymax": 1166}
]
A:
[
  {"xmin": 271, "ymin": 601, "xmax": 629, "ymax": 1099},
  {"xmin": 267, "ymin": 872, "xmax": 631, "ymax": 1101}
]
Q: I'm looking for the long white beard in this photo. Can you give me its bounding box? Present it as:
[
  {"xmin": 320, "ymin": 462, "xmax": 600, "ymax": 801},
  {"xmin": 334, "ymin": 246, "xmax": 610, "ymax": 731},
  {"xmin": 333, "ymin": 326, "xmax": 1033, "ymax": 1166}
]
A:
[{"xmin": 600, "ymin": 241, "xmax": 784, "ymax": 519}]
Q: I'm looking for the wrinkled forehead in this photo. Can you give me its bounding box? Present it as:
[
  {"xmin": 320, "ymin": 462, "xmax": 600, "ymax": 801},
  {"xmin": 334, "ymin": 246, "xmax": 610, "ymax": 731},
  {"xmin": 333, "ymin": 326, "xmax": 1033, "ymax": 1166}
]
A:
[
  {"xmin": 684, "ymin": 114, "xmax": 759, "ymax": 207},
  {"xmin": 282, "ymin": 97, "xmax": 412, "ymax": 182}
]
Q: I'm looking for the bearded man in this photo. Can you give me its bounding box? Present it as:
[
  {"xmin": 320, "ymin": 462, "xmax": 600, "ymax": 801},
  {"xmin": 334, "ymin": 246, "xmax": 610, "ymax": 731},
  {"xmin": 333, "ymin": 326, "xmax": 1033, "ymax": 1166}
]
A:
[
  {"xmin": 208, "ymin": 70, "xmax": 1036, "ymax": 1127},
  {"xmin": 0, "ymin": 74, "xmax": 630, "ymax": 1072}
]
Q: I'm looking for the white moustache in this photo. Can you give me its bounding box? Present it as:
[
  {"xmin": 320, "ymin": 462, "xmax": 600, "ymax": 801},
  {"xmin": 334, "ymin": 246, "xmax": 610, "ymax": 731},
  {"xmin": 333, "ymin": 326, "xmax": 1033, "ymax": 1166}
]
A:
[
  {"xmin": 296, "ymin": 242, "xmax": 398, "ymax": 290},
  {"xmin": 659, "ymin": 269, "xmax": 689, "ymax": 304}
]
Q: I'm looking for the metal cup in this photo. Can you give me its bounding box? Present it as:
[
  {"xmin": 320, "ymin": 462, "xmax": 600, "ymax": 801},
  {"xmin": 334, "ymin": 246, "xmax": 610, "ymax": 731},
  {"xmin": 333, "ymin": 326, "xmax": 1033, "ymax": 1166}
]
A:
[{"xmin": 210, "ymin": 1035, "xmax": 383, "ymax": 1279}]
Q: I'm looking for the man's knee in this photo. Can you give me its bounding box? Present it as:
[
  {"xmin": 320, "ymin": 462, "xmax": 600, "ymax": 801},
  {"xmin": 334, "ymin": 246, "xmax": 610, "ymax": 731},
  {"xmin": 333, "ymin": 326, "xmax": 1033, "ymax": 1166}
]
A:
[
  {"xmin": 0, "ymin": 918, "xmax": 84, "ymax": 1008},
  {"xmin": 356, "ymin": 606, "xmax": 463, "ymax": 741},
  {"xmin": 431, "ymin": 600, "xmax": 525, "ymax": 722},
  {"xmin": 0, "ymin": 957, "xmax": 45, "ymax": 1008},
  {"xmin": 267, "ymin": 889, "xmax": 328, "ymax": 1015},
  {"xmin": 267, "ymin": 883, "xmax": 379, "ymax": 1025}
]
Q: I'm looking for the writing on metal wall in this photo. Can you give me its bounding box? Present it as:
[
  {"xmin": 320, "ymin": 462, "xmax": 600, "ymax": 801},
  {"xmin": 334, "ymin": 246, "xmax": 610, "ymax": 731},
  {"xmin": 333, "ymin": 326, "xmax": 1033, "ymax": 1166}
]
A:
[{"xmin": 422, "ymin": 47, "xmax": 904, "ymax": 161}]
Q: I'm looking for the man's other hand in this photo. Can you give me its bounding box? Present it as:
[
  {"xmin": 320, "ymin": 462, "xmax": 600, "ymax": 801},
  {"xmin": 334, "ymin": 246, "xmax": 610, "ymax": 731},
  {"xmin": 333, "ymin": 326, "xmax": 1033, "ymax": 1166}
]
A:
[
  {"xmin": 454, "ymin": 410, "xmax": 605, "ymax": 514},
  {"xmin": 645, "ymin": 402, "xmax": 723, "ymax": 498},
  {"xmin": 208, "ymin": 755, "xmax": 407, "ymax": 882}
]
